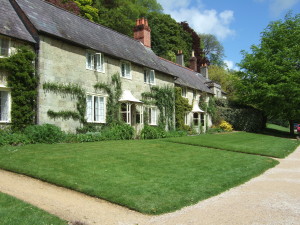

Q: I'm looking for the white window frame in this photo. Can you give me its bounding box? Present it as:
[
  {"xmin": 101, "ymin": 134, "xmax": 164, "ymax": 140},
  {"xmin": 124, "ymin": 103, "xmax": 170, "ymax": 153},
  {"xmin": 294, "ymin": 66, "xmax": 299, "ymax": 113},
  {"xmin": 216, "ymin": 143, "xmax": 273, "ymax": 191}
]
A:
[
  {"xmin": 148, "ymin": 107, "xmax": 157, "ymax": 126},
  {"xmin": 0, "ymin": 37, "xmax": 10, "ymax": 58},
  {"xmin": 193, "ymin": 90, "xmax": 197, "ymax": 99},
  {"xmin": 144, "ymin": 69, "xmax": 155, "ymax": 85},
  {"xmin": 193, "ymin": 112, "xmax": 200, "ymax": 126},
  {"xmin": 181, "ymin": 87, "xmax": 187, "ymax": 98},
  {"xmin": 120, "ymin": 61, "xmax": 131, "ymax": 79},
  {"xmin": 86, "ymin": 51, "xmax": 105, "ymax": 73},
  {"xmin": 121, "ymin": 102, "xmax": 131, "ymax": 124},
  {"xmin": 184, "ymin": 112, "xmax": 189, "ymax": 125},
  {"xmin": 136, "ymin": 105, "xmax": 144, "ymax": 124},
  {"xmin": 0, "ymin": 88, "xmax": 11, "ymax": 123},
  {"xmin": 86, "ymin": 94, "xmax": 106, "ymax": 123}
]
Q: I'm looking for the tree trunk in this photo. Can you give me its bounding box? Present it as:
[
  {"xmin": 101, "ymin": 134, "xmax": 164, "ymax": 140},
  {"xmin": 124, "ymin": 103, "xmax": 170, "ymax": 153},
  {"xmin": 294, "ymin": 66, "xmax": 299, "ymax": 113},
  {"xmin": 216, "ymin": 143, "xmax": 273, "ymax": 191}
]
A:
[{"xmin": 289, "ymin": 120, "xmax": 295, "ymax": 135}]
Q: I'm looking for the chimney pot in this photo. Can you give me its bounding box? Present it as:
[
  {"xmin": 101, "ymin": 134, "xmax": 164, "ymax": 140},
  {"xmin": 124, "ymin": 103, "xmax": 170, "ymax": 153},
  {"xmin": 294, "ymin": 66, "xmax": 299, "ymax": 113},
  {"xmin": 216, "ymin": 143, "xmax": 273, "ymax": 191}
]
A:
[
  {"xmin": 133, "ymin": 17, "xmax": 151, "ymax": 48},
  {"xmin": 189, "ymin": 50, "xmax": 197, "ymax": 71},
  {"xmin": 176, "ymin": 50, "xmax": 184, "ymax": 66}
]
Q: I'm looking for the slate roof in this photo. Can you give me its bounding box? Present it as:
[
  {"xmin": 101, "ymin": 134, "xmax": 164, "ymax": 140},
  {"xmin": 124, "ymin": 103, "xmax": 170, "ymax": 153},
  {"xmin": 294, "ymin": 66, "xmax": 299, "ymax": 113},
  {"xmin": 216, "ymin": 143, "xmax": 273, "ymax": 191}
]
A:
[
  {"xmin": 0, "ymin": 0, "xmax": 35, "ymax": 43},
  {"xmin": 2, "ymin": 0, "xmax": 214, "ymax": 94},
  {"xmin": 159, "ymin": 57, "xmax": 213, "ymax": 93},
  {"xmin": 14, "ymin": 0, "xmax": 172, "ymax": 75}
]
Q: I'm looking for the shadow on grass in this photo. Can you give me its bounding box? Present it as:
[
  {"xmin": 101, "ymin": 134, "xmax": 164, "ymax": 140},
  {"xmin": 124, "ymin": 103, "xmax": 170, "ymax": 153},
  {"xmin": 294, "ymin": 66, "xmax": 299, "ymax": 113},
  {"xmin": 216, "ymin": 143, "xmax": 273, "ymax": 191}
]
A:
[{"xmin": 261, "ymin": 128, "xmax": 298, "ymax": 139}]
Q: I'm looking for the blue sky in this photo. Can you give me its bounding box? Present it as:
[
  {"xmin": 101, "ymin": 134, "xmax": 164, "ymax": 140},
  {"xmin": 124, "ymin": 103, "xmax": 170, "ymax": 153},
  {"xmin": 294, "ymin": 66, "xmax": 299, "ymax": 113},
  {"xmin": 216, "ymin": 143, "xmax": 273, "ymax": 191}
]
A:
[{"xmin": 157, "ymin": 0, "xmax": 300, "ymax": 70}]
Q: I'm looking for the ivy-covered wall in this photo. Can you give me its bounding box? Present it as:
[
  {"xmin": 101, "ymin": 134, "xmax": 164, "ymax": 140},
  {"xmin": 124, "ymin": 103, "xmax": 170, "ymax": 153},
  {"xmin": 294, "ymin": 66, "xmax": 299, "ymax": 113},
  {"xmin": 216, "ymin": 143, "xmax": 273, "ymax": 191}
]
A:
[{"xmin": 0, "ymin": 47, "xmax": 37, "ymax": 131}]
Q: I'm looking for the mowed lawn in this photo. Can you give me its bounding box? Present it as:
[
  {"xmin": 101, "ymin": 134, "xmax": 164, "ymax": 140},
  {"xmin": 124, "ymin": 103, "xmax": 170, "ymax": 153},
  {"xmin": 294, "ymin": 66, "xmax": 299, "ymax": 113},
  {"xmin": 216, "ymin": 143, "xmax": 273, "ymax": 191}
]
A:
[
  {"xmin": 0, "ymin": 140, "xmax": 277, "ymax": 214},
  {"xmin": 165, "ymin": 132, "xmax": 299, "ymax": 158},
  {"xmin": 0, "ymin": 192, "xmax": 67, "ymax": 225}
]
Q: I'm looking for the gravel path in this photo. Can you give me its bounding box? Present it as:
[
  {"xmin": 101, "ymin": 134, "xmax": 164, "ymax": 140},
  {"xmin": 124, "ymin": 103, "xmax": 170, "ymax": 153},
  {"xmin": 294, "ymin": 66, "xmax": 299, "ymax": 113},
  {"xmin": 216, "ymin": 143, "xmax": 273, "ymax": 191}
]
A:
[{"xmin": 0, "ymin": 145, "xmax": 300, "ymax": 225}]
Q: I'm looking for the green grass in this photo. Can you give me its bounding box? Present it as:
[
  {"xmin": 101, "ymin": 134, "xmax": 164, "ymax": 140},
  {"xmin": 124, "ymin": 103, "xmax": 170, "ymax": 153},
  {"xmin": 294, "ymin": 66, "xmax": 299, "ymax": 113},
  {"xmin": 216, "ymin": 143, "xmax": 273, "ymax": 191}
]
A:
[
  {"xmin": 0, "ymin": 192, "xmax": 67, "ymax": 225},
  {"xmin": 266, "ymin": 123, "xmax": 290, "ymax": 132},
  {"xmin": 0, "ymin": 140, "xmax": 277, "ymax": 214},
  {"xmin": 165, "ymin": 132, "xmax": 299, "ymax": 158}
]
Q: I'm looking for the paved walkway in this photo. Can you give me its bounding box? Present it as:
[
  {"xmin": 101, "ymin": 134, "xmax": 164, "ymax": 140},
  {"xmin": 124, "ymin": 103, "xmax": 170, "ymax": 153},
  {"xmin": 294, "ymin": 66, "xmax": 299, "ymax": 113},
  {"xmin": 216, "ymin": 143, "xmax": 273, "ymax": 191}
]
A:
[{"xmin": 0, "ymin": 146, "xmax": 300, "ymax": 225}]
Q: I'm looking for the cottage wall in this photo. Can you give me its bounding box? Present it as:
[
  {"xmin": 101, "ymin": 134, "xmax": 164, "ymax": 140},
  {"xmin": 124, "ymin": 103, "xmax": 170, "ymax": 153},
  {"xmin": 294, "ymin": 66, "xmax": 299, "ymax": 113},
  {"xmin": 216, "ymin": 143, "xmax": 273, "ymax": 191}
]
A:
[{"xmin": 37, "ymin": 35, "xmax": 174, "ymax": 132}]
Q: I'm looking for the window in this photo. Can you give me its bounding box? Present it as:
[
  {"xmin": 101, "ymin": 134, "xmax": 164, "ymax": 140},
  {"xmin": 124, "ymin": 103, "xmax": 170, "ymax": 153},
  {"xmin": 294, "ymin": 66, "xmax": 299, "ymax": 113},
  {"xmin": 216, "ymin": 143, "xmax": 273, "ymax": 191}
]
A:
[
  {"xmin": 0, "ymin": 91, "xmax": 10, "ymax": 122},
  {"xmin": 148, "ymin": 107, "xmax": 157, "ymax": 125},
  {"xmin": 136, "ymin": 105, "xmax": 143, "ymax": 124},
  {"xmin": 121, "ymin": 102, "xmax": 131, "ymax": 124},
  {"xmin": 121, "ymin": 61, "xmax": 131, "ymax": 79},
  {"xmin": 144, "ymin": 69, "xmax": 155, "ymax": 84},
  {"xmin": 193, "ymin": 113, "xmax": 199, "ymax": 126},
  {"xmin": 86, "ymin": 95, "xmax": 106, "ymax": 123},
  {"xmin": 0, "ymin": 38, "xmax": 9, "ymax": 57},
  {"xmin": 193, "ymin": 90, "xmax": 197, "ymax": 99},
  {"xmin": 184, "ymin": 112, "xmax": 189, "ymax": 125},
  {"xmin": 201, "ymin": 113, "xmax": 205, "ymax": 126},
  {"xmin": 86, "ymin": 52, "xmax": 105, "ymax": 72},
  {"xmin": 181, "ymin": 87, "xmax": 187, "ymax": 97}
]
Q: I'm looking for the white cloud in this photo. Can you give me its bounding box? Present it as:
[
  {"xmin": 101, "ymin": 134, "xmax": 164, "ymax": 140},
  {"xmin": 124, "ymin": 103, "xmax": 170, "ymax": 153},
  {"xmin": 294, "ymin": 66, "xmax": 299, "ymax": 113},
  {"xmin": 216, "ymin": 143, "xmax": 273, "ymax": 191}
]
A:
[
  {"xmin": 224, "ymin": 60, "xmax": 239, "ymax": 71},
  {"xmin": 158, "ymin": 0, "xmax": 235, "ymax": 40},
  {"xmin": 255, "ymin": 0, "xmax": 300, "ymax": 17},
  {"xmin": 270, "ymin": 0, "xmax": 300, "ymax": 16}
]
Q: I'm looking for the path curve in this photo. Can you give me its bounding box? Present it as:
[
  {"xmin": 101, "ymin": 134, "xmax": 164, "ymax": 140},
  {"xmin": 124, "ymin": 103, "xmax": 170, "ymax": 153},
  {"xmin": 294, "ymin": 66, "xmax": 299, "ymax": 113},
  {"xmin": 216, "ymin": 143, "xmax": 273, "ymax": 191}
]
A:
[{"xmin": 1, "ymin": 146, "xmax": 300, "ymax": 225}]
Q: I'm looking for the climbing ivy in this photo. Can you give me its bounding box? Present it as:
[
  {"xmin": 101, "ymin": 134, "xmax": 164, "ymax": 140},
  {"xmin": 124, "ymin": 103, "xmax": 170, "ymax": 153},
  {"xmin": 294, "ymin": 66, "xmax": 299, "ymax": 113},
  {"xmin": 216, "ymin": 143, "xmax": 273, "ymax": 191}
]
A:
[
  {"xmin": 42, "ymin": 82, "xmax": 86, "ymax": 124},
  {"xmin": 94, "ymin": 73, "xmax": 122, "ymax": 125},
  {"xmin": 142, "ymin": 85, "xmax": 175, "ymax": 130},
  {"xmin": 174, "ymin": 87, "xmax": 192, "ymax": 130},
  {"xmin": 0, "ymin": 47, "xmax": 37, "ymax": 131}
]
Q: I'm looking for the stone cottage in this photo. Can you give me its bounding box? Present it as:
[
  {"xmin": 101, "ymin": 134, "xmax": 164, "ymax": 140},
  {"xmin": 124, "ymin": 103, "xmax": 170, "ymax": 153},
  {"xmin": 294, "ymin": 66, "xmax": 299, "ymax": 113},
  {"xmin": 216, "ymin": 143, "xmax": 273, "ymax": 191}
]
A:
[{"xmin": 0, "ymin": 0, "xmax": 221, "ymax": 133}]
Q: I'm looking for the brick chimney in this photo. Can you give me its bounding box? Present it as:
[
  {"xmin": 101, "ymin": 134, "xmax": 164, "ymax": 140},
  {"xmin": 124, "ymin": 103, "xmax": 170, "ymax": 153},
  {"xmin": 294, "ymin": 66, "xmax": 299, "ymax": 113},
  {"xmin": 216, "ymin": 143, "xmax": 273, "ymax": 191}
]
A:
[
  {"xmin": 176, "ymin": 50, "xmax": 184, "ymax": 66},
  {"xmin": 133, "ymin": 18, "xmax": 151, "ymax": 48},
  {"xmin": 189, "ymin": 50, "xmax": 197, "ymax": 71},
  {"xmin": 200, "ymin": 63, "xmax": 209, "ymax": 79}
]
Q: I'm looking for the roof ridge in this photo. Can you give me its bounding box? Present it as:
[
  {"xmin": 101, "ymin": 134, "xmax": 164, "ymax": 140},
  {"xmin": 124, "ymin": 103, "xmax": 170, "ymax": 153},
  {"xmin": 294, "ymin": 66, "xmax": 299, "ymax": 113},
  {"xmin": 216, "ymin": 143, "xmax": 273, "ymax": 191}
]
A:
[
  {"xmin": 158, "ymin": 56, "xmax": 196, "ymax": 73},
  {"xmin": 35, "ymin": 0, "xmax": 141, "ymax": 44}
]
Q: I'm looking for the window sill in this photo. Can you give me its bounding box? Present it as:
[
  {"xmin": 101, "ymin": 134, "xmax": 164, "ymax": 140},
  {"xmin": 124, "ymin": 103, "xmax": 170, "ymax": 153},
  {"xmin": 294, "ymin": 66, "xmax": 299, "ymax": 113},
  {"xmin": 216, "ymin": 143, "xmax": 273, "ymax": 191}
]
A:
[
  {"xmin": 87, "ymin": 121, "xmax": 106, "ymax": 124},
  {"xmin": 144, "ymin": 82, "xmax": 156, "ymax": 85},
  {"xmin": 121, "ymin": 76, "xmax": 132, "ymax": 80}
]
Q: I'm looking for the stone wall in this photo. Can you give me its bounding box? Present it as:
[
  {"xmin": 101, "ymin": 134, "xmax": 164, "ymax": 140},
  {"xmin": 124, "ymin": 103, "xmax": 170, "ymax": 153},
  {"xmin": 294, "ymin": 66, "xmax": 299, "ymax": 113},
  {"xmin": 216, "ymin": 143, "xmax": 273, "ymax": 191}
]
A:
[{"xmin": 37, "ymin": 35, "xmax": 175, "ymax": 132}]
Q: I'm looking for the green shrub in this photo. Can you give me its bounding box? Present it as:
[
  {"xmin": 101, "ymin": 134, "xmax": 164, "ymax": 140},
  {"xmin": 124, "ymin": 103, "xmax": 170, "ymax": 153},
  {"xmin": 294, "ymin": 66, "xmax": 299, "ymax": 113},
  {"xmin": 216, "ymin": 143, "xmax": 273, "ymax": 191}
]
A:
[
  {"xmin": 102, "ymin": 123, "xmax": 134, "ymax": 140},
  {"xmin": 0, "ymin": 131, "xmax": 30, "ymax": 146},
  {"xmin": 218, "ymin": 107, "xmax": 264, "ymax": 132},
  {"xmin": 141, "ymin": 125, "xmax": 166, "ymax": 139},
  {"xmin": 24, "ymin": 124, "xmax": 64, "ymax": 144}
]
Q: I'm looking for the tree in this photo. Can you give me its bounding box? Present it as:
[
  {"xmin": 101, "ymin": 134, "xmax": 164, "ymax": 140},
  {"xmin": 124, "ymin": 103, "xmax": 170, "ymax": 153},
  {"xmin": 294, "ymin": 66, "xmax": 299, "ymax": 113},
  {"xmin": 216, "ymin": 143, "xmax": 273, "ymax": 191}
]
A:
[
  {"xmin": 94, "ymin": 0, "xmax": 162, "ymax": 36},
  {"xmin": 199, "ymin": 33, "xmax": 225, "ymax": 66},
  {"xmin": 181, "ymin": 22, "xmax": 208, "ymax": 70},
  {"xmin": 208, "ymin": 65, "xmax": 238, "ymax": 97},
  {"xmin": 45, "ymin": 0, "xmax": 80, "ymax": 15},
  {"xmin": 74, "ymin": 0, "xmax": 99, "ymax": 22},
  {"xmin": 147, "ymin": 12, "xmax": 192, "ymax": 63},
  {"xmin": 235, "ymin": 13, "xmax": 300, "ymax": 134}
]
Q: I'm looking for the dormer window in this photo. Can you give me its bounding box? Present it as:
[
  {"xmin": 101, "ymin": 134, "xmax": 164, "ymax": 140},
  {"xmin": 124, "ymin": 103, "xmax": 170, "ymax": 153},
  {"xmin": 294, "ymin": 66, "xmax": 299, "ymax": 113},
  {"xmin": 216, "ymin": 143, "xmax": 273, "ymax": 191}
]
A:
[
  {"xmin": 121, "ymin": 61, "xmax": 131, "ymax": 79},
  {"xmin": 86, "ymin": 51, "xmax": 105, "ymax": 72},
  {"xmin": 144, "ymin": 69, "xmax": 155, "ymax": 84},
  {"xmin": 0, "ymin": 37, "xmax": 9, "ymax": 57}
]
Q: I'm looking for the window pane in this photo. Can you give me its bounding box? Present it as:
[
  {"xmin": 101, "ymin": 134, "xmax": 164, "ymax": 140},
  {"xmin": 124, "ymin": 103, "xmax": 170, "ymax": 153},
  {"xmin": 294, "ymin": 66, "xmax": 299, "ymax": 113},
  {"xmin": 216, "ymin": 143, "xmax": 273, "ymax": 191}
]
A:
[
  {"xmin": 0, "ymin": 91, "xmax": 9, "ymax": 121},
  {"xmin": 86, "ymin": 95, "xmax": 93, "ymax": 122},
  {"xmin": 121, "ymin": 63, "xmax": 125, "ymax": 77},
  {"xmin": 150, "ymin": 70, "xmax": 155, "ymax": 84},
  {"xmin": 150, "ymin": 108, "xmax": 156, "ymax": 125},
  {"xmin": 0, "ymin": 39, "xmax": 9, "ymax": 57},
  {"xmin": 144, "ymin": 70, "xmax": 147, "ymax": 83},
  {"xmin": 86, "ymin": 53, "xmax": 94, "ymax": 69},
  {"xmin": 94, "ymin": 96, "xmax": 99, "ymax": 121},
  {"xmin": 99, "ymin": 97, "xmax": 105, "ymax": 122}
]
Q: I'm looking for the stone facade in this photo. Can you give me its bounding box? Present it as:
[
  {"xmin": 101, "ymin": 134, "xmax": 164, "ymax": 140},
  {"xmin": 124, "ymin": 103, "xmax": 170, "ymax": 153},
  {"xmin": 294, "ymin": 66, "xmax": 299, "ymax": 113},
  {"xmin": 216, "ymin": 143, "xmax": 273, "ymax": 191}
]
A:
[{"xmin": 37, "ymin": 35, "xmax": 174, "ymax": 132}]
